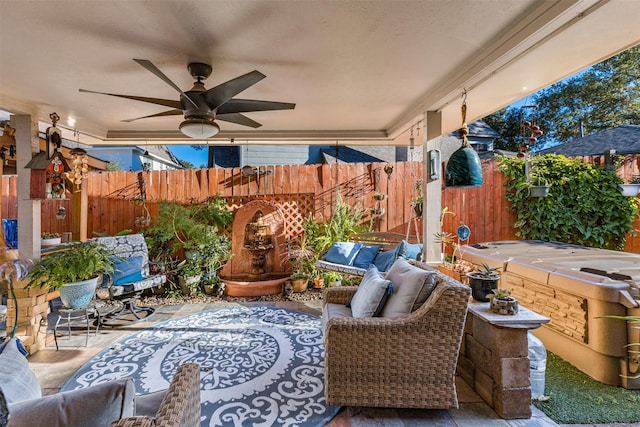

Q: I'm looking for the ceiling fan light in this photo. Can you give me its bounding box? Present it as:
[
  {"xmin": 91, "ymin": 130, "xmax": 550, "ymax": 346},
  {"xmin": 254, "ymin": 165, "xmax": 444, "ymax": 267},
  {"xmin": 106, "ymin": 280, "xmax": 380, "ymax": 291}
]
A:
[{"xmin": 179, "ymin": 118, "xmax": 220, "ymax": 139}]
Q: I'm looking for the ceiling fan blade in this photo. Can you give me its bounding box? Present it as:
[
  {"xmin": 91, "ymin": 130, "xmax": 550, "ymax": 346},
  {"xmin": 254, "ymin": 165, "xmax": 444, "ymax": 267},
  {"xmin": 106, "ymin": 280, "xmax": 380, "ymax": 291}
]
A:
[
  {"xmin": 79, "ymin": 89, "xmax": 182, "ymax": 109},
  {"xmin": 216, "ymin": 113, "xmax": 262, "ymax": 128},
  {"xmin": 133, "ymin": 59, "xmax": 198, "ymax": 109},
  {"xmin": 217, "ymin": 99, "xmax": 296, "ymax": 114},
  {"xmin": 204, "ymin": 70, "xmax": 266, "ymax": 109},
  {"xmin": 122, "ymin": 109, "xmax": 183, "ymax": 123}
]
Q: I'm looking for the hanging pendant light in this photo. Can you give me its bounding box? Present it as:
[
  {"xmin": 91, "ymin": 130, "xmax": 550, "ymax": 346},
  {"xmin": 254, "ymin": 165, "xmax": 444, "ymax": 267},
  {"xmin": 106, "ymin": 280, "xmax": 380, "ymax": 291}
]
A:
[{"xmin": 445, "ymin": 91, "xmax": 483, "ymax": 188}]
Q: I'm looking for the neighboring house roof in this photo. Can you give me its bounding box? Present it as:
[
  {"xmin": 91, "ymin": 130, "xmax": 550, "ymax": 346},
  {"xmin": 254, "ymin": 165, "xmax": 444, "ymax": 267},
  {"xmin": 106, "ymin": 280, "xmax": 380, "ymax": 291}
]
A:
[
  {"xmin": 465, "ymin": 120, "xmax": 501, "ymax": 138},
  {"xmin": 321, "ymin": 146, "xmax": 394, "ymax": 164},
  {"xmin": 140, "ymin": 145, "xmax": 183, "ymax": 168},
  {"xmin": 538, "ymin": 125, "xmax": 640, "ymax": 157}
]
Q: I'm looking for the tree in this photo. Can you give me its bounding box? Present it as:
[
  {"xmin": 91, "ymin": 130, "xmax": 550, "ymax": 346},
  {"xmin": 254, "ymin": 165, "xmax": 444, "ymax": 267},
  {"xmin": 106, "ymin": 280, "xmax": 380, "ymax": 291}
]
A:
[
  {"xmin": 483, "ymin": 107, "xmax": 525, "ymax": 151},
  {"xmin": 534, "ymin": 45, "xmax": 640, "ymax": 144},
  {"xmin": 179, "ymin": 159, "xmax": 195, "ymax": 169},
  {"xmin": 484, "ymin": 45, "xmax": 640, "ymax": 151}
]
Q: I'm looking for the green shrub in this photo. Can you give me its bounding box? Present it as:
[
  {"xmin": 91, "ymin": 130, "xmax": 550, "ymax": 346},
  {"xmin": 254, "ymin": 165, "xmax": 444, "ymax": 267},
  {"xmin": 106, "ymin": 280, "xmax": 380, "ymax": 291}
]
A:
[{"xmin": 498, "ymin": 153, "xmax": 639, "ymax": 250}]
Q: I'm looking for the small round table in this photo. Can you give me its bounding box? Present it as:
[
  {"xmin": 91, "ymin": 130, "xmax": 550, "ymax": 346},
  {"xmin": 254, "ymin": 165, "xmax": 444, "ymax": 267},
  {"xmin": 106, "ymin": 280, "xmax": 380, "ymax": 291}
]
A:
[{"xmin": 53, "ymin": 303, "xmax": 99, "ymax": 350}]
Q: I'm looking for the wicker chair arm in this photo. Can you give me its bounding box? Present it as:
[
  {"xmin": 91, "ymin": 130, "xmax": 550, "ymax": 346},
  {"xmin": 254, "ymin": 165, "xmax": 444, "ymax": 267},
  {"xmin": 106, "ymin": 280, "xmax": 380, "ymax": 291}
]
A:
[
  {"xmin": 323, "ymin": 286, "xmax": 357, "ymax": 306},
  {"xmin": 110, "ymin": 416, "xmax": 155, "ymax": 427}
]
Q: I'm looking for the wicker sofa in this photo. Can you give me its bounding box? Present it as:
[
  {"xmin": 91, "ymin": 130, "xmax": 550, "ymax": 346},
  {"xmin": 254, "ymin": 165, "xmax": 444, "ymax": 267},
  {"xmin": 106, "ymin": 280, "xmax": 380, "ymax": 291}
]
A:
[
  {"xmin": 2, "ymin": 334, "xmax": 200, "ymax": 427},
  {"xmin": 322, "ymin": 259, "xmax": 471, "ymax": 408}
]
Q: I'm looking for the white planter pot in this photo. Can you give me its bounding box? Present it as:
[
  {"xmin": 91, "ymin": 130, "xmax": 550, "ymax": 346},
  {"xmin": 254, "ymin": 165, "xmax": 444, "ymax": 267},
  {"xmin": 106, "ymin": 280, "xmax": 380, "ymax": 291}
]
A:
[
  {"xmin": 178, "ymin": 275, "xmax": 201, "ymax": 295},
  {"xmin": 58, "ymin": 277, "xmax": 99, "ymax": 309},
  {"xmin": 620, "ymin": 184, "xmax": 640, "ymax": 197},
  {"xmin": 529, "ymin": 186, "xmax": 550, "ymax": 198},
  {"xmin": 41, "ymin": 237, "xmax": 62, "ymax": 247}
]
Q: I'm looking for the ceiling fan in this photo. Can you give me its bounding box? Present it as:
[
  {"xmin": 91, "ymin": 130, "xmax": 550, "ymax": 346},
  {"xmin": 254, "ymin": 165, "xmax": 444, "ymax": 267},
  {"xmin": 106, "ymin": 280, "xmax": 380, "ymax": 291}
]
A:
[{"xmin": 80, "ymin": 59, "xmax": 295, "ymax": 138}]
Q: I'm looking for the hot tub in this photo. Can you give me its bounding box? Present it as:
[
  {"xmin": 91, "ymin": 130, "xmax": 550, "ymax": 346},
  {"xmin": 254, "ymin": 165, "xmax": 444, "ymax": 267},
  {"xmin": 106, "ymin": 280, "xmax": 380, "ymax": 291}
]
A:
[{"xmin": 460, "ymin": 240, "xmax": 640, "ymax": 388}]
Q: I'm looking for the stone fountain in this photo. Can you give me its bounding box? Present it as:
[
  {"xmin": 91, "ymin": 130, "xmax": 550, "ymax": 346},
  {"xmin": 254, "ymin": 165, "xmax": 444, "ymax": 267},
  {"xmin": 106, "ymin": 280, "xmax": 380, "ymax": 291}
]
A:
[{"xmin": 220, "ymin": 200, "xmax": 290, "ymax": 296}]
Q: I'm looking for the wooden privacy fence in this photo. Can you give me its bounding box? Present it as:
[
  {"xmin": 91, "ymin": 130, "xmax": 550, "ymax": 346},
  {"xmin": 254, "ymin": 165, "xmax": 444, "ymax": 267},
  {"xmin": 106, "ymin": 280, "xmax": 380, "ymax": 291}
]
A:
[{"xmin": 2, "ymin": 158, "xmax": 639, "ymax": 252}]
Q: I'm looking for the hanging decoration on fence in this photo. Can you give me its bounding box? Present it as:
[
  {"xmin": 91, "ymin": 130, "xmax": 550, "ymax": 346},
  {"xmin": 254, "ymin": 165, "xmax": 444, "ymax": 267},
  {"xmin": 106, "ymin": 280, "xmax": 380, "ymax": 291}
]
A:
[
  {"xmin": 45, "ymin": 112, "xmax": 62, "ymax": 158},
  {"xmin": 66, "ymin": 147, "xmax": 89, "ymax": 189},
  {"xmin": 445, "ymin": 90, "xmax": 483, "ymax": 188},
  {"xmin": 25, "ymin": 112, "xmax": 71, "ymax": 199}
]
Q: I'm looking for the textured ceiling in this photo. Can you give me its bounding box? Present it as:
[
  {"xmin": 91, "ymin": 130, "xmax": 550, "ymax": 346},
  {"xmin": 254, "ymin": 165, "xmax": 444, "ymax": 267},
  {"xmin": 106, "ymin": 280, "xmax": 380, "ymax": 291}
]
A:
[{"xmin": 0, "ymin": 0, "xmax": 638, "ymax": 146}]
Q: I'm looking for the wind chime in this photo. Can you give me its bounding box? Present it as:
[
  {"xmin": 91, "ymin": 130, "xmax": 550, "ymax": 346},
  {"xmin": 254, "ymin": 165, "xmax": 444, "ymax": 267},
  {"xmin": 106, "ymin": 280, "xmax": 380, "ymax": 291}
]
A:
[{"xmin": 519, "ymin": 104, "xmax": 548, "ymax": 197}]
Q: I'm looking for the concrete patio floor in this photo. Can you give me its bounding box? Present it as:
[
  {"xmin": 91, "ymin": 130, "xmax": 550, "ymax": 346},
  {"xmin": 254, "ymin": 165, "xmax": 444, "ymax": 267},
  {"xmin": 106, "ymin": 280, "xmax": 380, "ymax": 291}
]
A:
[{"xmin": 23, "ymin": 298, "xmax": 606, "ymax": 427}]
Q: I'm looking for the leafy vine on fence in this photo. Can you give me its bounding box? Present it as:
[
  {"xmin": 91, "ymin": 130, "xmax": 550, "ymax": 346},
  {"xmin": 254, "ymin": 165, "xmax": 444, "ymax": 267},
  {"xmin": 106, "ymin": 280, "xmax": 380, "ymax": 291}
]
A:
[{"xmin": 497, "ymin": 154, "xmax": 639, "ymax": 250}]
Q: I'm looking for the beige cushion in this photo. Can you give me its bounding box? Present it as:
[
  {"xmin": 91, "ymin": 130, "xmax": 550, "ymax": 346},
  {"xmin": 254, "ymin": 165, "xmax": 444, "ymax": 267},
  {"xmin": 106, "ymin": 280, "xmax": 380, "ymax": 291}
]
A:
[
  {"xmin": 380, "ymin": 258, "xmax": 437, "ymax": 318},
  {"xmin": 8, "ymin": 378, "xmax": 135, "ymax": 427},
  {"xmin": 349, "ymin": 265, "xmax": 392, "ymax": 318},
  {"xmin": 322, "ymin": 303, "xmax": 352, "ymax": 336}
]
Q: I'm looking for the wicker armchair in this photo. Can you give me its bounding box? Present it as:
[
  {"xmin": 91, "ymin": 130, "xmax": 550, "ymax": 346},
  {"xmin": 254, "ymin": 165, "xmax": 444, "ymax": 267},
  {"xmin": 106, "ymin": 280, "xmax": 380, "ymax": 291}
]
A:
[
  {"xmin": 110, "ymin": 363, "xmax": 201, "ymax": 427},
  {"xmin": 322, "ymin": 262, "xmax": 471, "ymax": 408}
]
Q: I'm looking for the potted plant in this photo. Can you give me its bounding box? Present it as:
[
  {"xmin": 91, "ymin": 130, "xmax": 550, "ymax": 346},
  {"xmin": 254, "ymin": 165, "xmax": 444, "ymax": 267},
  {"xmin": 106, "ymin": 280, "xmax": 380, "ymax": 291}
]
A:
[
  {"xmin": 466, "ymin": 263, "xmax": 501, "ymax": 302},
  {"xmin": 41, "ymin": 232, "xmax": 62, "ymax": 247},
  {"xmin": 313, "ymin": 275, "xmax": 324, "ymax": 289},
  {"xmin": 26, "ymin": 241, "xmax": 115, "ymax": 309},
  {"xmin": 529, "ymin": 179, "xmax": 550, "ymax": 198},
  {"xmin": 488, "ymin": 289, "xmax": 519, "ymax": 315},
  {"xmin": 619, "ymin": 175, "xmax": 640, "ymax": 197},
  {"xmin": 410, "ymin": 179, "xmax": 424, "ymax": 217},
  {"xmin": 323, "ymin": 271, "xmax": 342, "ymax": 287},
  {"xmin": 177, "ymin": 259, "xmax": 202, "ymax": 296},
  {"xmin": 287, "ymin": 234, "xmax": 314, "ymax": 292}
]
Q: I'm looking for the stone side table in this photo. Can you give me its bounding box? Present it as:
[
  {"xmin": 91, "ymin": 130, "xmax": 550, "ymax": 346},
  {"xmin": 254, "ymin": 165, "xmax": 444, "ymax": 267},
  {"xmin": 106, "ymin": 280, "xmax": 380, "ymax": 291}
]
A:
[{"xmin": 457, "ymin": 301, "xmax": 550, "ymax": 419}]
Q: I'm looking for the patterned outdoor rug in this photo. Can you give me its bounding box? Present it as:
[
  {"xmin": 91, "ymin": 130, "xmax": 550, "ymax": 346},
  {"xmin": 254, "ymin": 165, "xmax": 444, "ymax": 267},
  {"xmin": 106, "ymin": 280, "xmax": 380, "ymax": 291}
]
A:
[{"xmin": 61, "ymin": 305, "xmax": 339, "ymax": 427}]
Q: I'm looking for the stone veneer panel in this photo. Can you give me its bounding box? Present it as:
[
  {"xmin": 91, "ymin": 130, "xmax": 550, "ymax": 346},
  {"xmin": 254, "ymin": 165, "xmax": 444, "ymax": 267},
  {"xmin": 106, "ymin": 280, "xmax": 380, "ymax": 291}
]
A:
[{"xmin": 504, "ymin": 272, "xmax": 588, "ymax": 343}]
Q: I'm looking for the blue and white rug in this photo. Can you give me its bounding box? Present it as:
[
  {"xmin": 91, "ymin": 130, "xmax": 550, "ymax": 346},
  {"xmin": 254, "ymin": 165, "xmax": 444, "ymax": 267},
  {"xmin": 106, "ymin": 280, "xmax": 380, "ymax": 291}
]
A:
[{"xmin": 61, "ymin": 305, "xmax": 339, "ymax": 427}]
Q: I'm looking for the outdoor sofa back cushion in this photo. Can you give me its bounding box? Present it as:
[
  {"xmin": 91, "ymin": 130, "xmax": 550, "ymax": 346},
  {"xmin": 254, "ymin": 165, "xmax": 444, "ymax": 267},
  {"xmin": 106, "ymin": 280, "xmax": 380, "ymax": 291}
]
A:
[
  {"xmin": 0, "ymin": 337, "xmax": 41, "ymax": 404},
  {"xmin": 348, "ymin": 264, "xmax": 392, "ymax": 317},
  {"xmin": 380, "ymin": 258, "xmax": 437, "ymax": 318},
  {"xmin": 111, "ymin": 256, "xmax": 144, "ymax": 285},
  {"xmin": 352, "ymin": 245, "xmax": 381, "ymax": 269},
  {"xmin": 324, "ymin": 242, "xmax": 362, "ymax": 266}
]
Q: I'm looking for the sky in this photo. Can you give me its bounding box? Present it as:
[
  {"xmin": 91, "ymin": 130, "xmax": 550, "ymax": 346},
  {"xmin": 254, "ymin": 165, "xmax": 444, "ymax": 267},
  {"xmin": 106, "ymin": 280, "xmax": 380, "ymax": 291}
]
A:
[{"xmin": 169, "ymin": 145, "xmax": 209, "ymax": 167}]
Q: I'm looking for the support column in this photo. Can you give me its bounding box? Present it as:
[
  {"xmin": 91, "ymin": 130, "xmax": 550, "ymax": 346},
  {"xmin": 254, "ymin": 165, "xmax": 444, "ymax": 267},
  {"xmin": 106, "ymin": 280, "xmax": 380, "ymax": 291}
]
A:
[
  {"xmin": 13, "ymin": 114, "xmax": 41, "ymax": 260},
  {"xmin": 72, "ymin": 180, "xmax": 88, "ymax": 241},
  {"xmin": 11, "ymin": 114, "xmax": 47, "ymax": 353},
  {"xmin": 423, "ymin": 111, "xmax": 442, "ymax": 264}
]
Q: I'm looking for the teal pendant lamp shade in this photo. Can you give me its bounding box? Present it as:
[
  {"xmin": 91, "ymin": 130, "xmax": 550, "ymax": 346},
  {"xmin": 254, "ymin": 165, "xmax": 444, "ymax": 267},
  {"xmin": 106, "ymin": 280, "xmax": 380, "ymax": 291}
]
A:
[
  {"xmin": 445, "ymin": 92, "xmax": 483, "ymax": 188},
  {"xmin": 445, "ymin": 145, "xmax": 483, "ymax": 187}
]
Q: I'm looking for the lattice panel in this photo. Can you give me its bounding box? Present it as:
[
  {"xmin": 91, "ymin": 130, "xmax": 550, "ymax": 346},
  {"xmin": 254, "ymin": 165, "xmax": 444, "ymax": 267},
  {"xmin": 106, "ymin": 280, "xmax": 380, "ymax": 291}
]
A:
[{"xmin": 224, "ymin": 194, "xmax": 314, "ymax": 240}]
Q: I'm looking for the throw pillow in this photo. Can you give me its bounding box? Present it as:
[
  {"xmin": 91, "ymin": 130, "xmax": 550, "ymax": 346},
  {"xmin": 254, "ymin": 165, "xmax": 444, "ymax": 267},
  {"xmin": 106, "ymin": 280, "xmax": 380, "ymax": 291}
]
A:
[
  {"xmin": 0, "ymin": 389, "xmax": 8, "ymax": 427},
  {"xmin": 111, "ymin": 256, "xmax": 144, "ymax": 285},
  {"xmin": 373, "ymin": 243, "xmax": 401, "ymax": 272},
  {"xmin": 0, "ymin": 338, "xmax": 41, "ymax": 404},
  {"xmin": 402, "ymin": 242, "xmax": 423, "ymax": 260},
  {"xmin": 352, "ymin": 244, "xmax": 381, "ymax": 269},
  {"xmin": 348, "ymin": 264, "xmax": 393, "ymax": 318},
  {"xmin": 324, "ymin": 242, "xmax": 362, "ymax": 266},
  {"xmin": 380, "ymin": 258, "xmax": 437, "ymax": 318}
]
